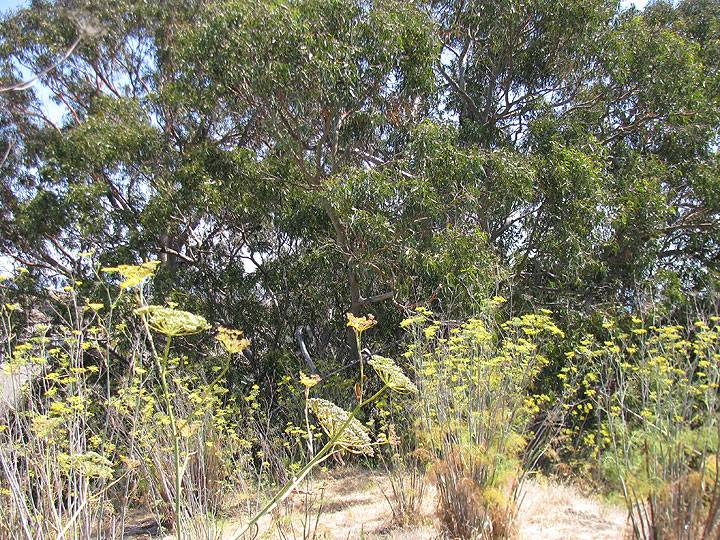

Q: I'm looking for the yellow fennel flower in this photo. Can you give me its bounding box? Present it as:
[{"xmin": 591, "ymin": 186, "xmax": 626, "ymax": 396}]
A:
[
  {"xmin": 134, "ymin": 305, "xmax": 210, "ymax": 337},
  {"xmin": 308, "ymin": 398, "xmax": 373, "ymax": 456},
  {"xmin": 216, "ymin": 326, "xmax": 251, "ymax": 354},
  {"xmin": 58, "ymin": 451, "xmax": 114, "ymax": 480},
  {"xmin": 101, "ymin": 260, "xmax": 160, "ymax": 289},
  {"xmin": 368, "ymin": 355, "xmax": 418, "ymax": 394},
  {"xmin": 346, "ymin": 312, "xmax": 377, "ymax": 335},
  {"xmin": 299, "ymin": 371, "xmax": 321, "ymax": 389}
]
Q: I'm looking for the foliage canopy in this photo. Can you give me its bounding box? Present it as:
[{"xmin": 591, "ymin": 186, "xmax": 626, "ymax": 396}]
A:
[{"xmin": 1, "ymin": 0, "xmax": 719, "ymax": 370}]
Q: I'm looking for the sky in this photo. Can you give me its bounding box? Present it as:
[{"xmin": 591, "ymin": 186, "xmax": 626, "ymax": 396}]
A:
[{"xmin": 0, "ymin": 0, "xmax": 25, "ymax": 13}]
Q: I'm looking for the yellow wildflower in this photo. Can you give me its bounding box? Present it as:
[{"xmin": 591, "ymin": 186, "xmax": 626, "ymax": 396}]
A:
[
  {"xmin": 346, "ymin": 312, "xmax": 377, "ymax": 335},
  {"xmin": 399, "ymin": 314, "xmax": 427, "ymax": 328},
  {"xmin": 308, "ymin": 398, "xmax": 373, "ymax": 455},
  {"xmin": 299, "ymin": 371, "xmax": 321, "ymax": 389},
  {"xmin": 134, "ymin": 305, "xmax": 210, "ymax": 337},
  {"xmin": 101, "ymin": 260, "xmax": 160, "ymax": 289},
  {"xmin": 216, "ymin": 326, "xmax": 250, "ymax": 354},
  {"xmin": 58, "ymin": 451, "xmax": 114, "ymax": 480},
  {"xmin": 368, "ymin": 355, "xmax": 418, "ymax": 394}
]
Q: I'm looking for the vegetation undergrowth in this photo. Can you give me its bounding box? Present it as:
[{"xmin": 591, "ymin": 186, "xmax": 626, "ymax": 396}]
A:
[
  {"xmin": 572, "ymin": 316, "xmax": 720, "ymax": 539},
  {"xmin": 399, "ymin": 301, "xmax": 570, "ymax": 539},
  {"xmin": 0, "ymin": 263, "xmax": 259, "ymax": 539},
  {"xmin": 1, "ymin": 0, "xmax": 719, "ymax": 538},
  {"xmin": 2, "ymin": 260, "xmax": 720, "ymax": 540}
]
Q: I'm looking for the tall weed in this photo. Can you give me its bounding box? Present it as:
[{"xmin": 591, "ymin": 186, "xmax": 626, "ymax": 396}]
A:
[
  {"xmin": 576, "ymin": 316, "xmax": 720, "ymax": 539},
  {"xmin": 402, "ymin": 302, "xmax": 567, "ymax": 539},
  {"xmin": 0, "ymin": 265, "xmax": 259, "ymax": 539}
]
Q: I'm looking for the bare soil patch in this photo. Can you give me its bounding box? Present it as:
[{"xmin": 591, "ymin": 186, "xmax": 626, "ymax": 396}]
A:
[{"xmin": 130, "ymin": 468, "xmax": 627, "ymax": 539}]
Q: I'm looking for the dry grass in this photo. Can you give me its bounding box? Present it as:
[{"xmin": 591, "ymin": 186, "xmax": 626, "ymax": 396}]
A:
[
  {"xmin": 518, "ymin": 476, "xmax": 628, "ymax": 540},
  {"xmin": 189, "ymin": 468, "xmax": 627, "ymax": 540},
  {"xmin": 125, "ymin": 467, "xmax": 627, "ymax": 539}
]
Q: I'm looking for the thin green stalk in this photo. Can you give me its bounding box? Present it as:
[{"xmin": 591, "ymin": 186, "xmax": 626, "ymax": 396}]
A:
[
  {"xmin": 153, "ymin": 336, "xmax": 183, "ymax": 538},
  {"xmin": 358, "ymin": 334, "xmax": 364, "ymax": 394},
  {"xmin": 137, "ymin": 290, "xmax": 184, "ymax": 536},
  {"xmin": 230, "ymin": 385, "xmax": 388, "ymax": 540},
  {"xmin": 304, "ymin": 387, "xmax": 314, "ymax": 461}
]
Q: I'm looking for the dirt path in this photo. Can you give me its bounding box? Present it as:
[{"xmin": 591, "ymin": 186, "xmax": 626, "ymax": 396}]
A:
[
  {"xmin": 232, "ymin": 468, "xmax": 628, "ymax": 540},
  {"xmin": 518, "ymin": 477, "xmax": 627, "ymax": 540},
  {"xmin": 131, "ymin": 468, "xmax": 627, "ymax": 539}
]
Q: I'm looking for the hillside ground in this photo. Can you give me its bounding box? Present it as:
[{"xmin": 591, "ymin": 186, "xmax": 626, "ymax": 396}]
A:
[{"xmin": 129, "ymin": 467, "xmax": 628, "ymax": 539}]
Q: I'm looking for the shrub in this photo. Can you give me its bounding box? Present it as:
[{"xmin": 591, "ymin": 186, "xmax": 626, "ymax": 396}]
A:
[
  {"xmin": 0, "ymin": 264, "xmax": 257, "ymax": 539},
  {"xmin": 576, "ymin": 316, "xmax": 720, "ymax": 540},
  {"xmin": 402, "ymin": 302, "xmax": 567, "ymax": 539}
]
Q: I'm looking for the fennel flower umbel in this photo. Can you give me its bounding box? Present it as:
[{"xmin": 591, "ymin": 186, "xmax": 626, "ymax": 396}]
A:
[
  {"xmin": 134, "ymin": 305, "xmax": 210, "ymax": 337},
  {"xmin": 216, "ymin": 326, "xmax": 251, "ymax": 354},
  {"xmin": 101, "ymin": 260, "xmax": 160, "ymax": 289},
  {"xmin": 308, "ymin": 398, "xmax": 374, "ymax": 456},
  {"xmin": 368, "ymin": 355, "xmax": 418, "ymax": 394}
]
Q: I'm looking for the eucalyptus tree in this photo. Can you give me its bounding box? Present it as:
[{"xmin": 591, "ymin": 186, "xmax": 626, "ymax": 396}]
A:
[
  {"xmin": 431, "ymin": 0, "xmax": 616, "ymax": 146},
  {"xmin": 584, "ymin": 1, "xmax": 720, "ymax": 307},
  {"xmin": 426, "ymin": 0, "xmax": 720, "ymax": 312},
  {"xmin": 0, "ymin": 0, "xmax": 443, "ymax": 373},
  {"xmin": 0, "ymin": 0, "xmax": 320, "ymax": 368},
  {"xmin": 182, "ymin": 0, "xmax": 440, "ymax": 317},
  {"xmin": 0, "ymin": 0, "xmax": 718, "ymax": 376}
]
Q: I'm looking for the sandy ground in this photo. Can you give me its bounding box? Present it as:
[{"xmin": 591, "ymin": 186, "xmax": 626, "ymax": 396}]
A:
[
  {"xmin": 518, "ymin": 476, "xmax": 627, "ymax": 540},
  {"xmin": 126, "ymin": 467, "xmax": 627, "ymax": 539},
  {"xmin": 209, "ymin": 468, "xmax": 627, "ymax": 540}
]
